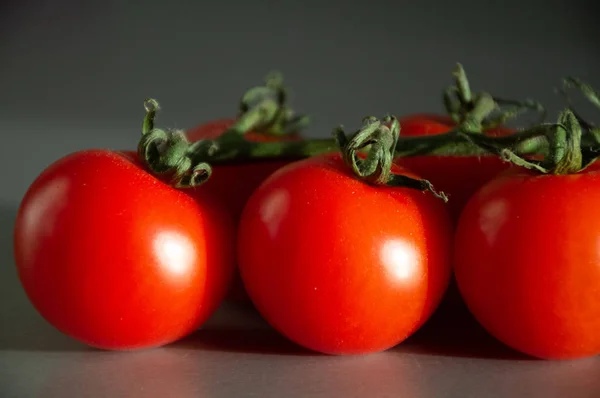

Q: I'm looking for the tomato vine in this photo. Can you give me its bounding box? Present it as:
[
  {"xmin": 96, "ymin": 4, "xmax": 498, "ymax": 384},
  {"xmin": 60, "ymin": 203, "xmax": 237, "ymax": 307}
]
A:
[{"xmin": 136, "ymin": 65, "xmax": 600, "ymax": 196}]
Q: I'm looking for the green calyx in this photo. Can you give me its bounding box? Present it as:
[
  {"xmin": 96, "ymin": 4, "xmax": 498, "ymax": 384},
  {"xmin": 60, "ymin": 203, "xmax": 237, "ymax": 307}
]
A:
[
  {"xmin": 334, "ymin": 116, "xmax": 398, "ymax": 186},
  {"xmin": 551, "ymin": 110, "xmax": 583, "ymax": 174},
  {"xmin": 225, "ymin": 71, "xmax": 310, "ymax": 138},
  {"xmin": 334, "ymin": 115, "xmax": 448, "ymax": 202},
  {"xmin": 139, "ymin": 99, "xmax": 214, "ymax": 188},
  {"xmin": 475, "ymin": 76, "xmax": 600, "ymax": 176},
  {"xmin": 469, "ymin": 109, "xmax": 596, "ymax": 176},
  {"xmin": 444, "ymin": 63, "xmax": 546, "ymax": 133}
]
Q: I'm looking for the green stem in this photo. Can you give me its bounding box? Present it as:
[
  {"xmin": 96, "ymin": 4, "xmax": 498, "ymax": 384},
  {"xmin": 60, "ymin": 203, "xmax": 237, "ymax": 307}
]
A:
[
  {"xmin": 462, "ymin": 93, "xmax": 498, "ymax": 133},
  {"xmin": 195, "ymin": 138, "xmax": 339, "ymax": 164},
  {"xmin": 205, "ymin": 131, "xmax": 546, "ymax": 164},
  {"xmin": 142, "ymin": 99, "xmax": 160, "ymax": 135},
  {"xmin": 561, "ymin": 77, "xmax": 600, "ymax": 110},
  {"xmin": 223, "ymin": 71, "xmax": 310, "ymax": 139},
  {"xmin": 549, "ymin": 109, "xmax": 583, "ymax": 174},
  {"xmin": 558, "ymin": 77, "xmax": 599, "ymax": 140},
  {"xmin": 456, "ymin": 124, "xmax": 551, "ymax": 157},
  {"xmin": 138, "ymin": 98, "xmax": 557, "ymax": 189},
  {"xmin": 139, "ymin": 99, "xmax": 213, "ymax": 188},
  {"xmin": 443, "ymin": 63, "xmax": 546, "ymax": 131},
  {"xmin": 334, "ymin": 115, "xmax": 448, "ymax": 201},
  {"xmin": 487, "ymin": 97, "xmax": 547, "ymax": 128},
  {"xmin": 137, "ymin": 103, "xmax": 598, "ymax": 189},
  {"xmin": 454, "ymin": 63, "xmax": 472, "ymax": 104},
  {"xmin": 463, "ymin": 109, "xmax": 593, "ymax": 175}
]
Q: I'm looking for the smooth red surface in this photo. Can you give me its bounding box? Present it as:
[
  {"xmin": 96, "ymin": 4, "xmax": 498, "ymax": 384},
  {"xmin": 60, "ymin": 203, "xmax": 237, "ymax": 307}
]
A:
[
  {"xmin": 187, "ymin": 119, "xmax": 302, "ymax": 302},
  {"xmin": 237, "ymin": 153, "xmax": 453, "ymax": 355},
  {"xmin": 454, "ymin": 168, "xmax": 600, "ymax": 359},
  {"xmin": 396, "ymin": 114, "xmax": 514, "ymax": 225},
  {"xmin": 14, "ymin": 150, "xmax": 235, "ymax": 350}
]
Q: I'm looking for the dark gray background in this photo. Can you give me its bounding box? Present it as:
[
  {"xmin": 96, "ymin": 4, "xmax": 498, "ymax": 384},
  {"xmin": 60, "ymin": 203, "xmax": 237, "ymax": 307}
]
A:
[{"xmin": 1, "ymin": 1, "xmax": 599, "ymax": 397}]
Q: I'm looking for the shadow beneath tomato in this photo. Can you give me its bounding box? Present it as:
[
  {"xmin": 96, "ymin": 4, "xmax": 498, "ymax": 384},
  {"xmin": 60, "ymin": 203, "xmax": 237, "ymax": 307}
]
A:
[
  {"xmin": 395, "ymin": 297, "xmax": 533, "ymax": 361},
  {"xmin": 171, "ymin": 327, "xmax": 316, "ymax": 356},
  {"xmin": 173, "ymin": 297, "xmax": 530, "ymax": 360},
  {"xmin": 172, "ymin": 279, "xmax": 531, "ymax": 360},
  {"xmin": 0, "ymin": 205, "xmax": 87, "ymax": 352}
]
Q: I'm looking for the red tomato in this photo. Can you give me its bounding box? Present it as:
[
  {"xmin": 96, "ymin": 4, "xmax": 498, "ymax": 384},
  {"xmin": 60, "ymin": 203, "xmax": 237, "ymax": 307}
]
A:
[
  {"xmin": 187, "ymin": 120, "xmax": 302, "ymax": 303},
  {"xmin": 454, "ymin": 167, "xmax": 600, "ymax": 359},
  {"xmin": 237, "ymin": 153, "xmax": 453, "ymax": 355},
  {"xmin": 13, "ymin": 149, "xmax": 235, "ymax": 350},
  {"xmin": 396, "ymin": 114, "xmax": 514, "ymax": 224}
]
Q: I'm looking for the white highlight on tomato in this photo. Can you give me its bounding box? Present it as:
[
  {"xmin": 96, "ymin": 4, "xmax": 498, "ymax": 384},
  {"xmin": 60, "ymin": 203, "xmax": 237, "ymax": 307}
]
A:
[
  {"xmin": 479, "ymin": 199, "xmax": 509, "ymax": 246},
  {"xmin": 154, "ymin": 231, "xmax": 196, "ymax": 277},
  {"xmin": 259, "ymin": 189, "xmax": 290, "ymax": 239},
  {"xmin": 381, "ymin": 239, "xmax": 420, "ymax": 282}
]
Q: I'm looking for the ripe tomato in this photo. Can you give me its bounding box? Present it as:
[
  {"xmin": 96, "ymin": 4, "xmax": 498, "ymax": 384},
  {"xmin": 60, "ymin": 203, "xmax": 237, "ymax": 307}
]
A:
[
  {"xmin": 187, "ymin": 120, "xmax": 302, "ymax": 303},
  {"xmin": 13, "ymin": 149, "xmax": 235, "ymax": 350},
  {"xmin": 454, "ymin": 167, "xmax": 600, "ymax": 359},
  {"xmin": 237, "ymin": 153, "xmax": 453, "ymax": 355},
  {"xmin": 396, "ymin": 114, "xmax": 514, "ymax": 224}
]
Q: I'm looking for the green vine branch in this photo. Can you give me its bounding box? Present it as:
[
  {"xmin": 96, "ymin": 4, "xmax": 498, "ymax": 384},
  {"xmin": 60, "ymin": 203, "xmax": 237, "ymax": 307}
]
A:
[
  {"xmin": 135, "ymin": 99, "xmax": 556, "ymax": 189},
  {"xmin": 135, "ymin": 68, "xmax": 600, "ymax": 192}
]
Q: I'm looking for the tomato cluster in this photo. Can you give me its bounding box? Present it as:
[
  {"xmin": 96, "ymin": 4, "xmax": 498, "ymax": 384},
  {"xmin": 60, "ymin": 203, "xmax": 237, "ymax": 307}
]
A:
[{"xmin": 12, "ymin": 72, "xmax": 600, "ymax": 360}]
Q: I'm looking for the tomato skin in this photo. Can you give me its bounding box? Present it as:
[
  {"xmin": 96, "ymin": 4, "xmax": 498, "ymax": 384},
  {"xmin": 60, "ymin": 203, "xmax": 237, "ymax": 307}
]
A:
[
  {"xmin": 454, "ymin": 169, "xmax": 600, "ymax": 359},
  {"xmin": 237, "ymin": 153, "xmax": 453, "ymax": 355},
  {"xmin": 396, "ymin": 114, "xmax": 514, "ymax": 224},
  {"xmin": 13, "ymin": 150, "xmax": 235, "ymax": 350},
  {"xmin": 187, "ymin": 120, "xmax": 302, "ymax": 303}
]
